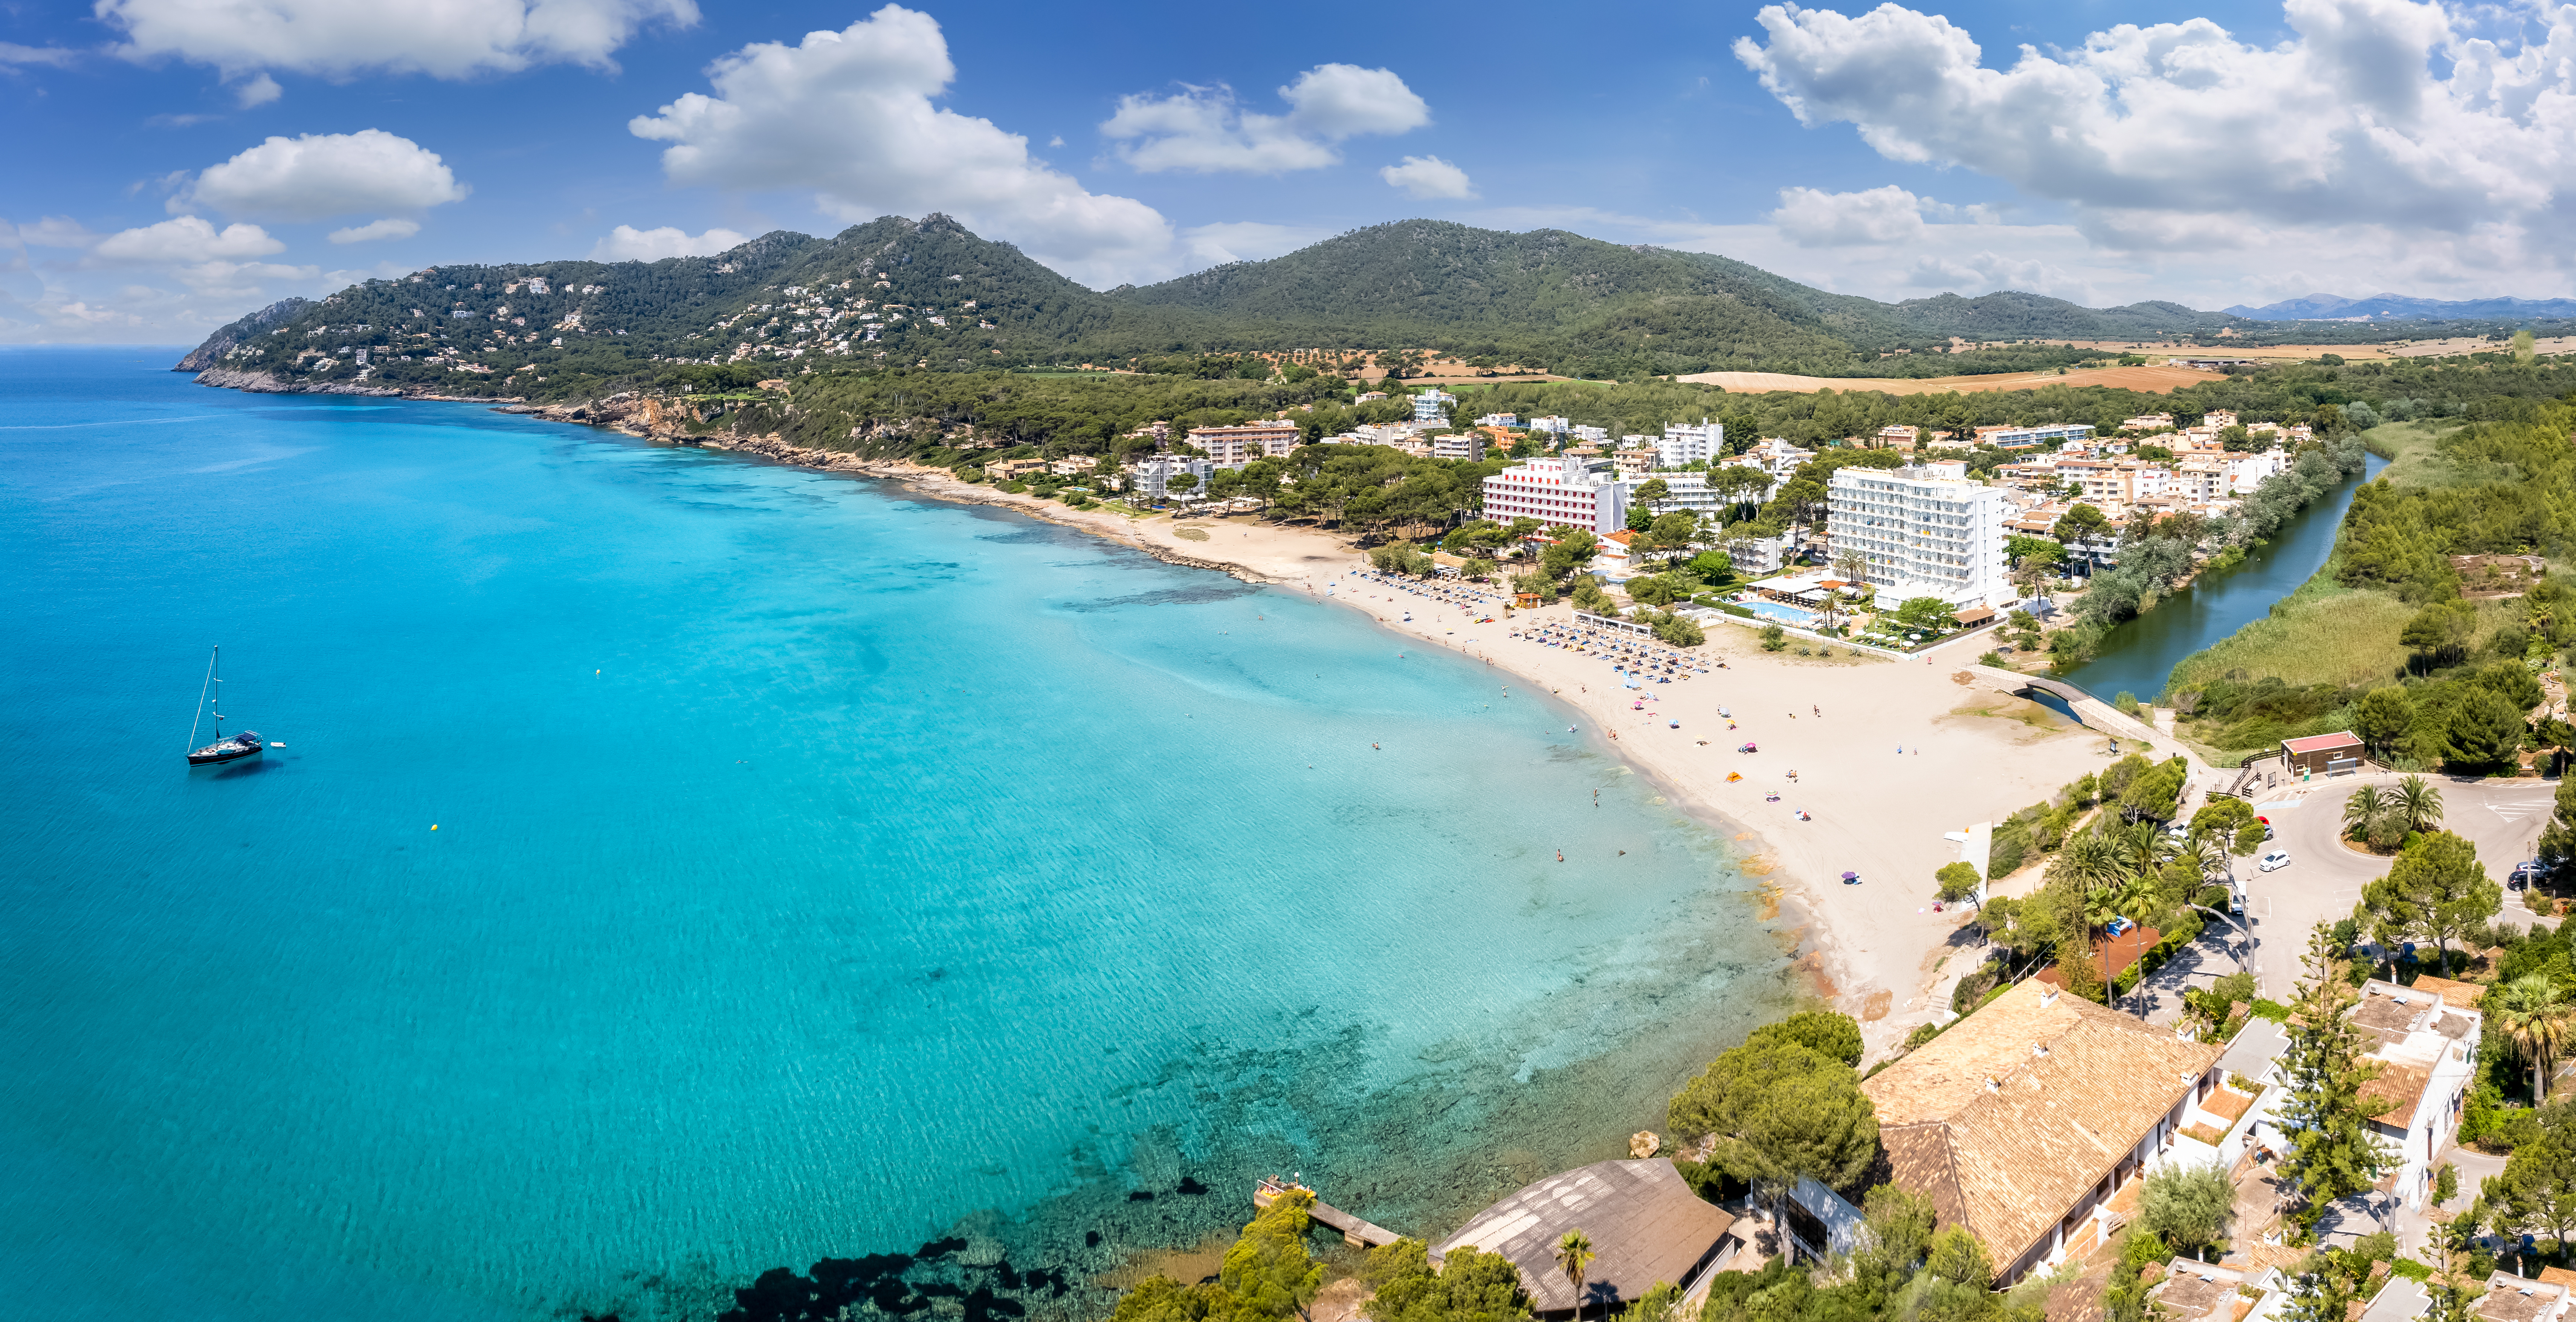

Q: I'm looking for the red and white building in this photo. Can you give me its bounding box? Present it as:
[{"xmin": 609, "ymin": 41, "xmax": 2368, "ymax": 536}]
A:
[{"xmin": 1480, "ymin": 455, "xmax": 1636, "ymax": 534}]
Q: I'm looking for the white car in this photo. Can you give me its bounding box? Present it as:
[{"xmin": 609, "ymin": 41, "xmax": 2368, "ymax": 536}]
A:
[{"xmin": 2258, "ymin": 850, "xmax": 2292, "ymax": 872}]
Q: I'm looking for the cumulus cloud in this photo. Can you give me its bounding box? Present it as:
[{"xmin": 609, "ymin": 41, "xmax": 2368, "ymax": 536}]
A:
[
  {"xmin": 1379, "ymin": 155, "xmax": 1476, "ymax": 199},
  {"xmin": 327, "ymin": 217, "xmax": 421, "ymax": 243},
  {"xmin": 628, "ymin": 5, "xmax": 1173, "ymax": 286},
  {"xmin": 97, "ymin": 0, "xmax": 699, "ymax": 78},
  {"xmin": 1103, "ymin": 63, "xmax": 1430, "ymax": 174},
  {"xmin": 588, "ymin": 224, "xmax": 748, "ymax": 261},
  {"xmin": 1769, "ymin": 185, "xmax": 1929, "ymax": 246},
  {"xmin": 91, "ymin": 215, "xmax": 285, "ymax": 264},
  {"xmin": 1904, "ymin": 251, "xmax": 2098, "ymax": 302},
  {"xmin": 1733, "ymin": 0, "xmax": 2576, "ymax": 279},
  {"xmin": 8, "ymin": 217, "xmax": 102, "ymax": 249},
  {"xmin": 182, "ymin": 130, "xmax": 468, "ymax": 222},
  {"xmin": 234, "ymin": 72, "xmax": 281, "ymax": 107}
]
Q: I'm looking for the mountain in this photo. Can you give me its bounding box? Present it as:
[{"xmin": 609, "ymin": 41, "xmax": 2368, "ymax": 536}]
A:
[
  {"xmin": 174, "ymin": 214, "xmax": 2252, "ymax": 399},
  {"xmin": 2223, "ymin": 292, "xmax": 2576, "ymax": 321}
]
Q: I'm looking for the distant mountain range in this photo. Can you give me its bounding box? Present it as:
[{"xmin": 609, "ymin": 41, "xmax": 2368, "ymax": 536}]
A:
[
  {"xmin": 179, "ymin": 216, "xmax": 2254, "ymax": 394},
  {"xmin": 2223, "ymin": 292, "xmax": 2576, "ymax": 321}
]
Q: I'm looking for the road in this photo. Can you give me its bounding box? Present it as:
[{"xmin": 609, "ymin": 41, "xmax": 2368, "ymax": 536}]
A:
[{"xmin": 2124, "ymin": 771, "xmax": 2560, "ymax": 1022}]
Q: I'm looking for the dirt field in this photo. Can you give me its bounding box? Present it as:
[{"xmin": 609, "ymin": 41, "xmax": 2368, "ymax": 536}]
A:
[
  {"xmin": 2035, "ymin": 336, "xmax": 2576, "ymax": 360},
  {"xmin": 1674, "ymin": 364, "xmax": 2226, "ymax": 396}
]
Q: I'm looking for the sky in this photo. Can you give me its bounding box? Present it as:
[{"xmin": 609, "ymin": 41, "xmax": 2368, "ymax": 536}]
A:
[{"xmin": 8, "ymin": 0, "xmax": 2576, "ymax": 344}]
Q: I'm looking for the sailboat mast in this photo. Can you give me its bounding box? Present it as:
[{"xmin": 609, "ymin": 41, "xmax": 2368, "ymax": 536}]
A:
[{"xmin": 188, "ymin": 645, "xmax": 217, "ymax": 751}]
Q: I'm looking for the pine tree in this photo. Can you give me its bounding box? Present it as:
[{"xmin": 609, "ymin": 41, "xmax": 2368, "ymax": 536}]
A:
[{"xmin": 2275, "ymin": 923, "xmax": 2388, "ymax": 1224}]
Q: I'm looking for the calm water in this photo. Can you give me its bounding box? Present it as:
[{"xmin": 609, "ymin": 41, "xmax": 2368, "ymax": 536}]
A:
[
  {"xmin": 0, "ymin": 349, "xmax": 1791, "ymax": 1322},
  {"xmin": 2060, "ymin": 453, "xmax": 2388, "ymax": 703}
]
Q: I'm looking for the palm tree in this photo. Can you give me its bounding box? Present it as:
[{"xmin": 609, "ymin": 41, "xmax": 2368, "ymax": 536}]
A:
[
  {"xmin": 2343, "ymin": 786, "xmax": 2392, "ymax": 842},
  {"xmin": 1556, "ymin": 1229, "xmax": 1596, "ymax": 1319},
  {"xmin": 2394, "ymin": 775, "xmax": 2445, "ymax": 836},
  {"xmin": 2492, "ymin": 975, "xmax": 2573, "ymax": 1103},
  {"xmin": 2112, "ymin": 819, "xmax": 2174, "ymax": 882}
]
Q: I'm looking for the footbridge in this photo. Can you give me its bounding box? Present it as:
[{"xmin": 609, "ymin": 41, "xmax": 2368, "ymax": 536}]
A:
[{"xmin": 1962, "ymin": 665, "xmax": 2211, "ymax": 776}]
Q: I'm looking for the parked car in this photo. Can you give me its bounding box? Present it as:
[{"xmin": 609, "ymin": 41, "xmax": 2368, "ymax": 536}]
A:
[
  {"xmin": 2511, "ymin": 860, "xmax": 2547, "ymax": 889},
  {"xmin": 2259, "ymin": 850, "xmax": 2292, "ymax": 872}
]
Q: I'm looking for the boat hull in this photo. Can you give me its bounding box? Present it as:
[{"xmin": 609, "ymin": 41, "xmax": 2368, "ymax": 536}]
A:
[{"xmin": 187, "ymin": 732, "xmax": 265, "ymax": 767}]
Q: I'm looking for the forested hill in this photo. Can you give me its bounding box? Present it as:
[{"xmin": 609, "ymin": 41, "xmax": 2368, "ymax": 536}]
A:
[{"xmin": 181, "ymin": 213, "xmax": 2258, "ymax": 399}]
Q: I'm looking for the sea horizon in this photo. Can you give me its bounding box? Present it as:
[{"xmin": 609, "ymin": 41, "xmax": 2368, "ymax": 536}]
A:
[{"xmin": 0, "ymin": 348, "xmax": 1796, "ymax": 1322}]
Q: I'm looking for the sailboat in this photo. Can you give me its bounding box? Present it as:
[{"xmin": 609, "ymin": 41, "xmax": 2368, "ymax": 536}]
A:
[{"xmin": 185, "ymin": 645, "xmax": 266, "ymax": 767}]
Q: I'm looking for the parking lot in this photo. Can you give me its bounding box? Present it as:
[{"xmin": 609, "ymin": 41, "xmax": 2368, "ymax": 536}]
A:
[{"xmin": 2127, "ymin": 771, "xmax": 2560, "ymax": 1021}]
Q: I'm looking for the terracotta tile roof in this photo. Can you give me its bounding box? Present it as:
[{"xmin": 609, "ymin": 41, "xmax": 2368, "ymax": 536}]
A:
[
  {"xmin": 2410, "ymin": 976, "xmax": 2487, "ymax": 1011},
  {"xmin": 2360, "ymin": 1061, "xmax": 2434, "ymax": 1129},
  {"xmin": 1862, "ymin": 980, "xmax": 2224, "ymax": 1265}
]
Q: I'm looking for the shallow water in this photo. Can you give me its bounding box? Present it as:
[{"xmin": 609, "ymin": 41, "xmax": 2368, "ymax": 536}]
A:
[{"xmin": 0, "ymin": 349, "xmax": 1794, "ymax": 1321}]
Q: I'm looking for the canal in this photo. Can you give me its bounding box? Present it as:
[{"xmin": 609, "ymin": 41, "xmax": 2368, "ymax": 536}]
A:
[{"xmin": 2056, "ymin": 452, "xmax": 2390, "ymax": 704}]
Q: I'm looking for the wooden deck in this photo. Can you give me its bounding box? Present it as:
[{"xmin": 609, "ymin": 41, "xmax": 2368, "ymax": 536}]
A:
[{"xmin": 1255, "ymin": 1177, "xmax": 1401, "ymax": 1249}]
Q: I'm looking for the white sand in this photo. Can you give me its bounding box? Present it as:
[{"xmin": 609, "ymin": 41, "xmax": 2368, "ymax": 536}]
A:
[{"xmin": 854, "ymin": 468, "xmax": 2110, "ymax": 1055}]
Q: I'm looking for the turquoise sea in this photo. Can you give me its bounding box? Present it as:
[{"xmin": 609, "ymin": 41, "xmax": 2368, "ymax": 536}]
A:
[{"xmin": 0, "ymin": 348, "xmax": 1792, "ymax": 1322}]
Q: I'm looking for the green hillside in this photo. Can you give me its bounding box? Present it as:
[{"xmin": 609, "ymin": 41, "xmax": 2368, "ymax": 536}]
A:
[{"xmin": 176, "ymin": 213, "xmax": 2263, "ymax": 398}]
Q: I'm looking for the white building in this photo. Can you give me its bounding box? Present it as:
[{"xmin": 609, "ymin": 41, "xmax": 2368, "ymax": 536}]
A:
[
  {"xmin": 1656, "ymin": 419, "xmax": 1725, "ymax": 469},
  {"xmin": 1480, "ymin": 454, "xmax": 1636, "ymax": 535},
  {"xmin": 1526, "ymin": 415, "xmax": 1572, "ymax": 436},
  {"xmin": 1740, "ymin": 437, "xmax": 1815, "ymax": 482},
  {"xmin": 1825, "ymin": 460, "xmax": 2013, "ymax": 608},
  {"xmin": 1971, "ymin": 422, "xmax": 2096, "ymax": 450},
  {"xmin": 1569, "ymin": 424, "xmax": 1610, "ymax": 444},
  {"xmin": 1432, "ymin": 433, "xmax": 1487, "ymax": 462},
  {"xmin": 1475, "ymin": 412, "xmax": 1518, "ymax": 428},
  {"xmin": 1128, "ymin": 456, "xmax": 1216, "ymax": 503},
  {"xmin": 1411, "ymin": 388, "xmax": 1456, "ymax": 423},
  {"xmin": 1186, "ymin": 421, "xmax": 1301, "ymax": 468}
]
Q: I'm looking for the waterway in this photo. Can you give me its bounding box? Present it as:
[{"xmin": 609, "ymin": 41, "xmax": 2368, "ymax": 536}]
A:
[
  {"xmin": 0, "ymin": 349, "xmax": 1791, "ymax": 1322},
  {"xmin": 2058, "ymin": 453, "xmax": 2388, "ymax": 704}
]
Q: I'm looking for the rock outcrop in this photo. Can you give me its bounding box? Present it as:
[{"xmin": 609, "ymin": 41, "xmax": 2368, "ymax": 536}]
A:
[{"xmin": 173, "ymin": 297, "xmax": 313, "ymax": 371}]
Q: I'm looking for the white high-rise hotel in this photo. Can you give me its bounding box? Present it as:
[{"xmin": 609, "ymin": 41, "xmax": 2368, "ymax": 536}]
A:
[{"xmin": 1825, "ymin": 460, "xmax": 2011, "ymax": 608}]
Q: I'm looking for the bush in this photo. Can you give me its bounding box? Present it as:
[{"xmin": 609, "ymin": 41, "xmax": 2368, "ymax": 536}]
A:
[
  {"xmin": 1653, "ymin": 614, "xmax": 1706, "ymax": 647},
  {"xmin": 1981, "ymin": 650, "xmax": 2008, "ymax": 666},
  {"xmin": 1759, "ymin": 624, "xmax": 1787, "ymax": 652},
  {"xmin": 2248, "ymin": 998, "xmax": 2291, "ymax": 1022}
]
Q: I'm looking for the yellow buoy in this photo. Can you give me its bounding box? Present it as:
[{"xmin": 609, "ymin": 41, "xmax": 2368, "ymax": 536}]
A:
[{"xmin": 431, "ymin": 824, "xmax": 439, "ymax": 830}]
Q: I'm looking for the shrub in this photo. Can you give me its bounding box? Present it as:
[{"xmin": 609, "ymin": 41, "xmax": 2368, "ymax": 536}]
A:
[{"xmin": 1760, "ymin": 624, "xmax": 1787, "ymax": 652}]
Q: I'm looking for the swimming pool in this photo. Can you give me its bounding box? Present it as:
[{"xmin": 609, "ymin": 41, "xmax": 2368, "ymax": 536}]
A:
[{"xmin": 1736, "ymin": 598, "xmax": 1820, "ymax": 627}]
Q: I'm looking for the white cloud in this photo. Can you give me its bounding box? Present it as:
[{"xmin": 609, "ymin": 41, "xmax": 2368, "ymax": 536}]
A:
[
  {"xmin": 1769, "ymin": 185, "xmax": 1927, "ymax": 246},
  {"xmin": 1180, "ymin": 221, "xmax": 1332, "ymax": 266},
  {"xmin": 97, "ymin": 0, "xmax": 699, "ymax": 78},
  {"xmin": 588, "ymin": 224, "xmax": 748, "ymax": 261},
  {"xmin": 234, "ymin": 72, "xmax": 281, "ymax": 107},
  {"xmin": 9, "ymin": 217, "xmax": 102, "ymax": 249},
  {"xmin": 628, "ymin": 5, "xmax": 1173, "ymax": 286},
  {"xmin": 327, "ymin": 217, "xmax": 421, "ymax": 243},
  {"xmin": 1733, "ymin": 0, "xmax": 2576, "ymax": 283},
  {"xmin": 90, "ymin": 215, "xmax": 285, "ymax": 264},
  {"xmin": 1103, "ymin": 63, "xmax": 1430, "ymax": 174},
  {"xmin": 182, "ymin": 130, "xmax": 468, "ymax": 222},
  {"xmin": 1379, "ymin": 154, "xmax": 1476, "ymax": 200},
  {"xmin": 0, "ymin": 41, "xmax": 81, "ymax": 68}
]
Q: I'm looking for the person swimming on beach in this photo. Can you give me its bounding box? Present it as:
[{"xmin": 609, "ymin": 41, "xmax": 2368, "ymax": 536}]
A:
[{"xmin": 1556, "ymin": 850, "xmax": 1564, "ymax": 862}]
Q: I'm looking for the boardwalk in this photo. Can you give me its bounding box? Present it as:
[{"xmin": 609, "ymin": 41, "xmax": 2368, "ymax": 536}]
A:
[{"xmin": 1255, "ymin": 1177, "xmax": 1401, "ymax": 1249}]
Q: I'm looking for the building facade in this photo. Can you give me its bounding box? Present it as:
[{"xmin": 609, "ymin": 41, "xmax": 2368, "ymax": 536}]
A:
[
  {"xmin": 1480, "ymin": 454, "xmax": 1636, "ymax": 535},
  {"xmin": 1127, "ymin": 456, "xmax": 1216, "ymax": 502},
  {"xmin": 1657, "ymin": 420, "xmax": 1725, "ymax": 469},
  {"xmin": 1432, "ymin": 432, "xmax": 1488, "ymax": 462},
  {"xmin": 1972, "ymin": 423, "xmax": 2097, "ymax": 450},
  {"xmin": 1187, "ymin": 422, "xmax": 1302, "ymax": 468},
  {"xmin": 1825, "ymin": 460, "xmax": 2013, "ymax": 607},
  {"xmin": 1412, "ymin": 389, "xmax": 1456, "ymax": 423}
]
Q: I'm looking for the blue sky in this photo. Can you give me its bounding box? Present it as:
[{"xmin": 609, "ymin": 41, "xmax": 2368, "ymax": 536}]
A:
[{"xmin": 7, "ymin": 0, "xmax": 2573, "ymax": 343}]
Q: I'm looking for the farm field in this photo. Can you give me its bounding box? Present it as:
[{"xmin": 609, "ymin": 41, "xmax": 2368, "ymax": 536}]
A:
[{"xmin": 1675, "ymin": 364, "xmax": 2225, "ymax": 395}]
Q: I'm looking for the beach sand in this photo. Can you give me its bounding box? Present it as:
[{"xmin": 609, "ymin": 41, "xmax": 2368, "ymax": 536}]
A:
[{"xmin": 774, "ymin": 460, "xmax": 2110, "ymax": 1058}]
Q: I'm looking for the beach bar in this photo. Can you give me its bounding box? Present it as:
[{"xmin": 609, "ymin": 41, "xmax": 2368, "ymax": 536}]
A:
[{"xmin": 2282, "ymin": 731, "xmax": 2365, "ymax": 776}]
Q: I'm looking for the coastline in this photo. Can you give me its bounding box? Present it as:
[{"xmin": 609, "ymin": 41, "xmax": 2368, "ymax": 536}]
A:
[
  {"xmin": 672, "ymin": 434, "xmax": 2112, "ymax": 1056},
  {"xmin": 191, "ymin": 371, "xmax": 2116, "ymax": 1055}
]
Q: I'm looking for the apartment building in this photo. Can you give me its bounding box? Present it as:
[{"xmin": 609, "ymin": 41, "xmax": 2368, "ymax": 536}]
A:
[
  {"xmin": 2120, "ymin": 413, "xmax": 2176, "ymax": 432},
  {"xmin": 1876, "ymin": 424, "xmax": 1924, "ymax": 449},
  {"xmin": 1741, "ymin": 437, "xmax": 1817, "ymax": 483},
  {"xmin": 1127, "ymin": 456, "xmax": 1216, "ymax": 502},
  {"xmin": 1187, "ymin": 421, "xmax": 1302, "ymax": 468},
  {"xmin": 1476, "ymin": 412, "xmax": 1519, "ymax": 428},
  {"xmin": 1047, "ymin": 454, "xmax": 1100, "ymax": 476},
  {"xmin": 1432, "ymin": 432, "xmax": 1488, "ymax": 461},
  {"xmin": 1824, "ymin": 460, "xmax": 2013, "ymax": 607},
  {"xmin": 1480, "ymin": 454, "xmax": 1637, "ymax": 535},
  {"xmin": 1657, "ymin": 419, "xmax": 1725, "ymax": 468},
  {"xmin": 1527, "ymin": 415, "xmax": 1572, "ymax": 436},
  {"xmin": 1411, "ymin": 388, "xmax": 1456, "ymax": 423},
  {"xmin": 1613, "ymin": 447, "xmax": 1660, "ymax": 478},
  {"xmin": 1971, "ymin": 422, "xmax": 2096, "ymax": 450}
]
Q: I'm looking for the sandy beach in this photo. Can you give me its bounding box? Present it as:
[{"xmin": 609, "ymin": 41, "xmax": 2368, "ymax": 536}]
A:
[{"xmin": 814, "ymin": 463, "xmax": 2110, "ymax": 1058}]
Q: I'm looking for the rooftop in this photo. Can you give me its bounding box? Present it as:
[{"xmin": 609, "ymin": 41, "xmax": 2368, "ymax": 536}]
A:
[
  {"xmin": 2480, "ymin": 1272, "xmax": 2568, "ymax": 1322},
  {"xmin": 1862, "ymin": 980, "xmax": 2223, "ymax": 1261},
  {"xmin": 1434, "ymin": 1160, "xmax": 1735, "ymax": 1316},
  {"xmin": 2284, "ymin": 731, "xmax": 2364, "ymax": 754},
  {"xmin": 2152, "ymin": 1260, "xmax": 2254, "ymax": 1322}
]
